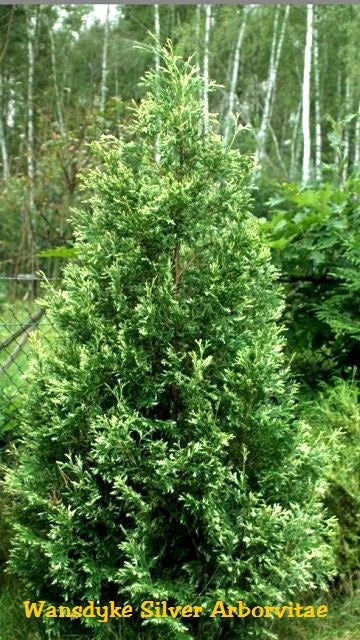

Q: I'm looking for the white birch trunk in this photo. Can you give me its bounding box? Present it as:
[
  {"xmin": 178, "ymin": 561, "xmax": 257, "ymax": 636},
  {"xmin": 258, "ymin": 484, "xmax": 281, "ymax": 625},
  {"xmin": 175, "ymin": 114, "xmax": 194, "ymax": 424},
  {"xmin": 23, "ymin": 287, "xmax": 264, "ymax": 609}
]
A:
[
  {"xmin": 48, "ymin": 26, "xmax": 65, "ymax": 135},
  {"xmin": 275, "ymin": 7, "xmax": 289, "ymax": 61},
  {"xmin": 26, "ymin": 8, "xmax": 38, "ymax": 277},
  {"xmin": 342, "ymin": 77, "xmax": 351, "ymax": 183},
  {"xmin": 154, "ymin": 4, "xmax": 161, "ymax": 73},
  {"xmin": 334, "ymin": 72, "xmax": 342, "ymax": 177},
  {"xmin": 0, "ymin": 74, "xmax": 10, "ymax": 179},
  {"xmin": 354, "ymin": 100, "xmax": 360, "ymax": 166},
  {"xmin": 154, "ymin": 4, "xmax": 161, "ymax": 162},
  {"xmin": 203, "ymin": 4, "xmax": 211, "ymax": 135},
  {"xmin": 290, "ymin": 103, "xmax": 302, "ymax": 180},
  {"xmin": 255, "ymin": 5, "xmax": 289, "ymax": 168},
  {"xmin": 195, "ymin": 5, "xmax": 201, "ymax": 76},
  {"xmin": 302, "ymin": 4, "xmax": 313, "ymax": 185},
  {"xmin": 313, "ymin": 8, "xmax": 321, "ymax": 181},
  {"xmin": 26, "ymin": 10, "xmax": 36, "ymax": 210},
  {"xmin": 100, "ymin": 4, "xmax": 110, "ymax": 116},
  {"xmin": 269, "ymin": 123, "xmax": 286, "ymax": 175},
  {"xmin": 224, "ymin": 6, "xmax": 251, "ymax": 144},
  {"xmin": 269, "ymin": 5, "xmax": 289, "ymax": 118},
  {"xmin": 195, "ymin": 5, "xmax": 203, "ymax": 134}
]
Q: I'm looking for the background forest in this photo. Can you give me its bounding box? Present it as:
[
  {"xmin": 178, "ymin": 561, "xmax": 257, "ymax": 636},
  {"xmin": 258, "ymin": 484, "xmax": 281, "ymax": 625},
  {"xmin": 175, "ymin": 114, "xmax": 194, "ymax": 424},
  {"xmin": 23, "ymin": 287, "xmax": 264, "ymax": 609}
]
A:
[{"xmin": 0, "ymin": 4, "xmax": 360, "ymax": 640}]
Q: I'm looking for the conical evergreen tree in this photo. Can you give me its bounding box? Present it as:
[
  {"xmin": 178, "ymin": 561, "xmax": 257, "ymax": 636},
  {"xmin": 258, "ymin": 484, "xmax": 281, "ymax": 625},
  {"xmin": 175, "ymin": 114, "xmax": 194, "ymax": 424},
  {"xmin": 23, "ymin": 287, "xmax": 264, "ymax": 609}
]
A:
[{"xmin": 4, "ymin": 45, "xmax": 333, "ymax": 640}]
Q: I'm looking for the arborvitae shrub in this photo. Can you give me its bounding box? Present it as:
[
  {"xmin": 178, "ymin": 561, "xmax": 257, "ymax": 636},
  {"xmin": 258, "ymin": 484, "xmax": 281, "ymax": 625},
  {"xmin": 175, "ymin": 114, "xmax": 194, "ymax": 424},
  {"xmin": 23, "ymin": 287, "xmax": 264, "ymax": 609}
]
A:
[{"xmin": 4, "ymin": 46, "xmax": 334, "ymax": 639}]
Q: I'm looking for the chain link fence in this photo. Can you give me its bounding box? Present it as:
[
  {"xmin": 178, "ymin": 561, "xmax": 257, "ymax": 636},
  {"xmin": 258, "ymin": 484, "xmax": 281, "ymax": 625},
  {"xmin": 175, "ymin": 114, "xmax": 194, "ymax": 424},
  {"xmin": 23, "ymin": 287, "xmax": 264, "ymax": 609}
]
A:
[{"xmin": 0, "ymin": 276, "xmax": 59, "ymax": 442}]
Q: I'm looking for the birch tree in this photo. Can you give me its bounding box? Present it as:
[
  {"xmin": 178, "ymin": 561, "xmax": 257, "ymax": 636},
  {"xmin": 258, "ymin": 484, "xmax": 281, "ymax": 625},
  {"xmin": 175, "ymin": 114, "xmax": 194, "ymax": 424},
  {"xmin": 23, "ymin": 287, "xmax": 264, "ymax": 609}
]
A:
[
  {"xmin": 100, "ymin": 4, "xmax": 110, "ymax": 116},
  {"xmin": 0, "ymin": 73, "xmax": 9, "ymax": 179},
  {"xmin": 255, "ymin": 5, "xmax": 290, "ymax": 169},
  {"xmin": 342, "ymin": 78, "xmax": 351, "ymax": 182},
  {"xmin": 290, "ymin": 103, "xmax": 302, "ymax": 180},
  {"xmin": 154, "ymin": 4, "xmax": 161, "ymax": 162},
  {"xmin": 154, "ymin": 5, "xmax": 160, "ymax": 74},
  {"xmin": 302, "ymin": 4, "xmax": 313, "ymax": 184},
  {"xmin": 0, "ymin": 6, "xmax": 13, "ymax": 180},
  {"xmin": 195, "ymin": 5, "xmax": 202, "ymax": 102},
  {"xmin": 203, "ymin": 4, "xmax": 211, "ymax": 134},
  {"xmin": 26, "ymin": 9, "xmax": 36, "ymax": 210},
  {"xmin": 223, "ymin": 5, "xmax": 251, "ymax": 145},
  {"xmin": 25, "ymin": 7, "xmax": 38, "ymax": 279},
  {"xmin": 355, "ymin": 100, "xmax": 360, "ymax": 166},
  {"xmin": 48, "ymin": 17, "xmax": 65, "ymax": 135},
  {"xmin": 313, "ymin": 7, "xmax": 321, "ymax": 181}
]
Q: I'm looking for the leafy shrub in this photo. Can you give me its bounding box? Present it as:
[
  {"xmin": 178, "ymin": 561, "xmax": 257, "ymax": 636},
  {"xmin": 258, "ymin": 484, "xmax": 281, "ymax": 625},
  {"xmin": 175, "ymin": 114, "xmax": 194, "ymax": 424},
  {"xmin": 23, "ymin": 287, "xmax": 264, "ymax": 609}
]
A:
[{"xmin": 261, "ymin": 176, "xmax": 360, "ymax": 387}]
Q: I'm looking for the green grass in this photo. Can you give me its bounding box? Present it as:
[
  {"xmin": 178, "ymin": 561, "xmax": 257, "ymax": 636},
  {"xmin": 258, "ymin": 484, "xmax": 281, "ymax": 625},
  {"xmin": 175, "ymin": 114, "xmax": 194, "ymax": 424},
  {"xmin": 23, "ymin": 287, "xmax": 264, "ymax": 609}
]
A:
[{"xmin": 277, "ymin": 591, "xmax": 360, "ymax": 640}]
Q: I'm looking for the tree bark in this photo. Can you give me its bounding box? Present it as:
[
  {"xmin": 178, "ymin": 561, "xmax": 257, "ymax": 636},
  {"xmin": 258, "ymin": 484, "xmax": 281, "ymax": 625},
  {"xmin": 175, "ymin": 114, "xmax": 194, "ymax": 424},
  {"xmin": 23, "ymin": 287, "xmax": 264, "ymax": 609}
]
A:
[{"xmin": 302, "ymin": 4, "xmax": 313, "ymax": 185}]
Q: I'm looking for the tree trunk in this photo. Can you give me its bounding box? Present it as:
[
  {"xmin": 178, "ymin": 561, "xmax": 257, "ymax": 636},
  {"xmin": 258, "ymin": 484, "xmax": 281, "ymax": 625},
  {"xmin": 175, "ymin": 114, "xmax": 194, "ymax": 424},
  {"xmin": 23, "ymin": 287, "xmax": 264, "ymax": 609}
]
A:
[
  {"xmin": 195, "ymin": 5, "xmax": 201, "ymax": 75},
  {"xmin": 269, "ymin": 123, "xmax": 286, "ymax": 176},
  {"xmin": 195, "ymin": 5, "xmax": 203, "ymax": 133},
  {"xmin": 255, "ymin": 5, "xmax": 289, "ymax": 169},
  {"xmin": 203, "ymin": 4, "xmax": 211, "ymax": 135},
  {"xmin": 154, "ymin": 4, "xmax": 161, "ymax": 163},
  {"xmin": 302, "ymin": 4, "xmax": 313, "ymax": 185},
  {"xmin": 313, "ymin": 7, "xmax": 321, "ymax": 181},
  {"xmin": 290, "ymin": 102, "xmax": 302, "ymax": 180},
  {"xmin": 154, "ymin": 4, "xmax": 161, "ymax": 73},
  {"xmin": 0, "ymin": 73, "xmax": 10, "ymax": 179},
  {"xmin": 100, "ymin": 4, "xmax": 110, "ymax": 116},
  {"xmin": 354, "ymin": 100, "xmax": 360, "ymax": 166},
  {"xmin": 342, "ymin": 77, "xmax": 351, "ymax": 183},
  {"xmin": 48, "ymin": 24, "xmax": 65, "ymax": 135},
  {"xmin": 224, "ymin": 6, "xmax": 251, "ymax": 145},
  {"xmin": 0, "ymin": 7, "xmax": 13, "ymax": 180},
  {"xmin": 26, "ymin": 10, "xmax": 36, "ymax": 210},
  {"xmin": 26, "ymin": 8, "xmax": 38, "ymax": 279}
]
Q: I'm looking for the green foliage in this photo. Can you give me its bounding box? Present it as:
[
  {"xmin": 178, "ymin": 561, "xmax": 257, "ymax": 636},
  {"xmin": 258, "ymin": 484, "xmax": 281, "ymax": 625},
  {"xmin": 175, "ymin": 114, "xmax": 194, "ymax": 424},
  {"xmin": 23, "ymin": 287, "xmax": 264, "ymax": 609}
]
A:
[
  {"xmin": 261, "ymin": 176, "xmax": 360, "ymax": 386},
  {"xmin": 303, "ymin": 380, "xmax": 360, "ymax": 593},
  {"xmin": 0, "ymin": 178, "xmax": 29, "ymax": 270},
  {"xmin": 2, "ymin": 46, "xmax": 334, "ymax": 640}
]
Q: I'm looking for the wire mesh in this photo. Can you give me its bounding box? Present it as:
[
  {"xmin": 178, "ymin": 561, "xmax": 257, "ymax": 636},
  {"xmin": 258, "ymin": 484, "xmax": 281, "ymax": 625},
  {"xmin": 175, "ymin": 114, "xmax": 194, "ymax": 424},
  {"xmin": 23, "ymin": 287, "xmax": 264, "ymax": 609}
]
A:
[{"xmin": 0, "ymin": 276, "xmax": 59, "ymax": 442}]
